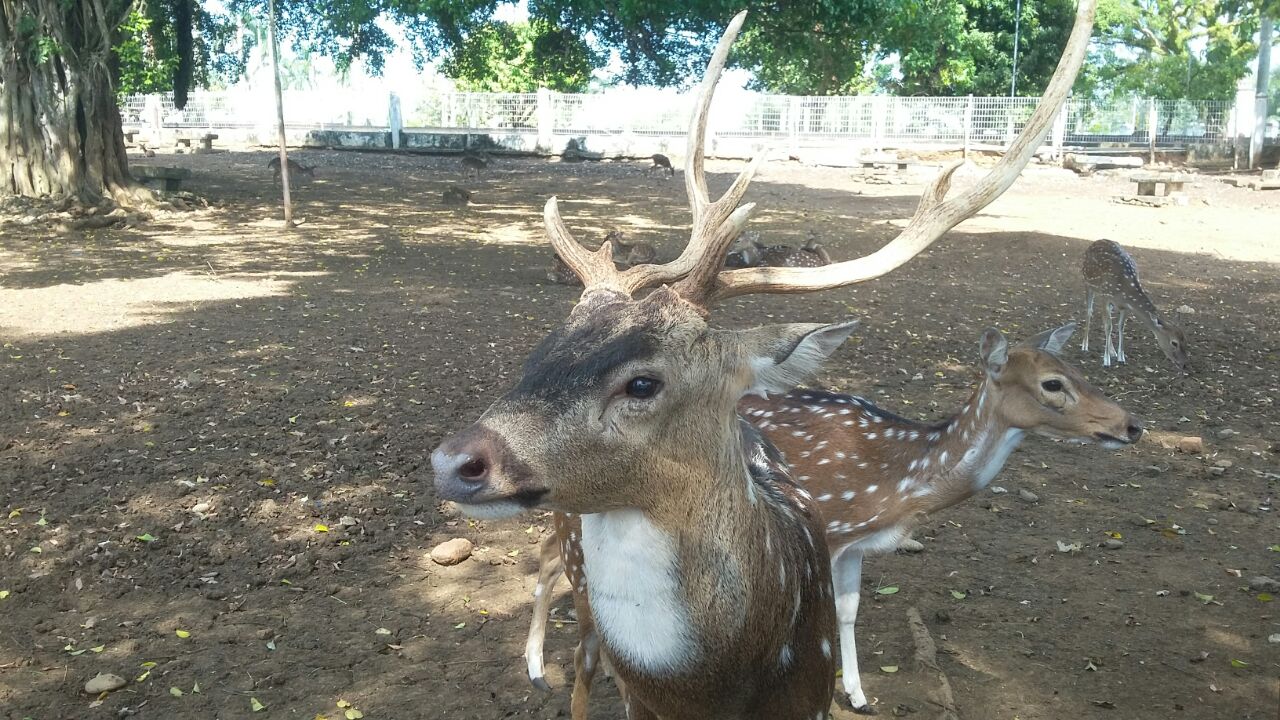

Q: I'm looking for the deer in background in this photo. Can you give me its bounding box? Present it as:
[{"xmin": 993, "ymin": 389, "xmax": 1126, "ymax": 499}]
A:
[
  {"xmin": 606, "ymin": 231, "xmax": 658, "ymax": 267},
  {"xmin": 267, "ymin": 156, "xmax": 314, "ymax": 187},
  {"xmin": 725, "ymin": 231, "xmax": 832, "ymax": 268},
  {"xmin": 525, "ymin": 323, "xmax": 1142, "ymax": 715},
  {"xmin": 649, "ymin": 153, "xmax": 675, "ymax": 177},
  {"xmin": 1081, "ymin": 239, "xmax": 1188, "ymax": 372}
]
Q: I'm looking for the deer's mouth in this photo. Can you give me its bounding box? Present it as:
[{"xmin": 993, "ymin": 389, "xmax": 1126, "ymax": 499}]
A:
[{"xmin": 1093, "ymin": 432, "xmax": 1131, "ymax": 449}]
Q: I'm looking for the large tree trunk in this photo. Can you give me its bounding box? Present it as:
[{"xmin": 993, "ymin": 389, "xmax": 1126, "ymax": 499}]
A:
[{"xmin": 0, "ymin": 0, "xmax": 151, "ymax": 205}]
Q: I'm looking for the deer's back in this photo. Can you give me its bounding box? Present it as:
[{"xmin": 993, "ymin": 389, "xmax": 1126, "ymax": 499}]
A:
[{"xmin": 1082, "ymin": 239, "xmax": 1145, "ymax": 298}]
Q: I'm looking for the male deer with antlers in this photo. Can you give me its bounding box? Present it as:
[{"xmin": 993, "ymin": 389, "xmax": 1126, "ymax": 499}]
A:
[
  {"xmin": 436, "ymin": 3, "xmax": 1095, "ymax": 717},
  {"xmin": 526, "ymin": 322, "xmax": 1142, "ymax": 715}
]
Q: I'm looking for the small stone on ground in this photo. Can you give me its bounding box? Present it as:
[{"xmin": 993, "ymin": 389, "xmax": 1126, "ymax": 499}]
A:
[
  {"xmin": 84, "ymin": 673, "xmax": 127, "ymax": 694},
  {"xmin": 430, "ymin": 538, "xmax": 474, "ymax": 566}
]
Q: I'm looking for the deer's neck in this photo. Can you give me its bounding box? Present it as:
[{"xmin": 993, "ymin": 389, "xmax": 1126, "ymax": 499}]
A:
[
  {"xmin": 580, "ymin": 418, "xmax": 818, "ymax": 678},
  {"xmin": 912, "ymin": 381, "xmax": 1025, "ymax": 511}
]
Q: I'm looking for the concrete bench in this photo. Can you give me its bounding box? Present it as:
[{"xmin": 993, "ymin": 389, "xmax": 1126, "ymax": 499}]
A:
[
  {"xmin": 1132, "ymin": 173, "xmax": 1193, "ymax": 197},
  {"xmin": 132, "ymin": 165, "xmax": 191, "ymax": 192},
  {"xmin": 858, "ymin": 156, "xmax": 910, "ymax": 170},
  {"xmin": 197, "ymin": 133, "xmax": 219, "ymax": 152}
]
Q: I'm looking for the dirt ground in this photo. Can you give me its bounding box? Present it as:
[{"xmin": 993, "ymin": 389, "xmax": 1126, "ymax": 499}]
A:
[{"xmin": 1, "ymin": 148, "xmax": 1277, "ymax": 720}]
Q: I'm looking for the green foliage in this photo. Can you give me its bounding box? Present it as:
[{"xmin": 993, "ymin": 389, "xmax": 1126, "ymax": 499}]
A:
[
  {"xmin": 442, "ymin": 20, "xmax": 596, "ymax": 92},
  {"xmin": 1089, "ymin": 0, "xmax": 1263, "ymax": 102},
  {"xmin": 884, "ymin": 0, "xmax": 1078, "ymax": 96}
]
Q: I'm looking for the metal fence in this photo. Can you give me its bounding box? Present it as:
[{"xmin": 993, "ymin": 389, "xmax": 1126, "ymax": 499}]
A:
[{"xmin": 120, "ymin": 88, "xmax": 1267, "ymax": 149}]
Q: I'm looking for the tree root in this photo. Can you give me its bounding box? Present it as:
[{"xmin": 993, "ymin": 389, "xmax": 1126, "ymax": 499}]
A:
[{"xmin": 906, "ymin": 607, "xmax": 960, "ymax": 720}]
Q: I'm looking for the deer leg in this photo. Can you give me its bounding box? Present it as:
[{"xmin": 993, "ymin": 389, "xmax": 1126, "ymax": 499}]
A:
[
  {"xmin": 526, "ymin": 532, "xmax": 565, "ymax": 691},
  {"xmin": 1102, "ymin": 302, "xmax": 1115, "ymax": 367},
  {"xmin": 1116, "ymin": 309, "xmax": 1128, "ymax": 364},
  {"xmin": 833, "ymin": 548, "xmax": 872, "ymax": 713},
  {"xmin": 570, "ymin": 615, "xmax": 600, "ymax": 720},
  {"xmin": 1081, "ymin": 289, "xmax": 1094, "ymax": 353}
]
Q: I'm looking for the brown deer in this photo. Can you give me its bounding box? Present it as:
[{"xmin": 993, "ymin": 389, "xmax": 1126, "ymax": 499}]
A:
[
  {"xmin": 606, "ymin": 231, "xmax": 658, "ymax": 267},
  {"xmin": 267, "ymin": 156, "xmax": 314, "ymax": 186},
  {"xmin": 440, "ymin": 3, "xmax": 1096, "ymax": 716},
  {"xmin": 649, "ymin": 153, "xmax": 675, "ymax": 177},
  {"xmin": 461, "ymin": 153, "xmax": 488, "ymax": 177},
  {"xmin": 435, "ymin": 15, "xmax": 849, "ymax": 718},
  {"xmin": 525, "ymin": 325, "xmax": 1142, "ymax": 715},
  {"xmin": 726, "ymin": 232, "xmax": 833, "ymax": 268},
  {"xmin": 510, "ymin": 2, "xmax": 1097, "ymax": 715},
  {"xmin": 546, "ymin": 254, "xmax": 580, "ymax": 285},
  {"xmin": 1081, "ymin": 239, "xmax": 1188, "ymax": 372}
]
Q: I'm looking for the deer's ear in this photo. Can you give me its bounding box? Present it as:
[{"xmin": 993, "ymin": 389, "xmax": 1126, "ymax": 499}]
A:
[
  {"xmin": 979, "ymin": 328, "xmax": 1008, "ymax": 376},
  {"xmin": 741, "ymin": 321, "xmax": 859, "ymax": 397},
  {"xmin": 1020, "ymin": 323, "xmax": 1076, "ymax": 354}
]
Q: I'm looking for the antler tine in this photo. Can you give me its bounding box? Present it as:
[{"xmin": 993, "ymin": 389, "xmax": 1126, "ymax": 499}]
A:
[
  {"xmin": 708, "ymin": 0, "xmax": 1097, "ymax": 303},
  {"xmin": 601, "ymin": 10, "xmax": 762, "ymax": 300},
  {"xmin": 544, "ymin": 197, "xmax": 624, "ymax": 293},
  {"xmin": 684, "ymin": 10, "xmax": 747, "ymax": 227}
]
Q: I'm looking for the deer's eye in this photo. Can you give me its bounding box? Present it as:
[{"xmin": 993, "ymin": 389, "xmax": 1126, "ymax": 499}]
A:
[
  {"xmin": 1041, "ymin": 379, "xmax": 1064, "ymax": 393},
  {"xmin": 625, "ymin": 377, "xmax": 662, "ymax": 399}
]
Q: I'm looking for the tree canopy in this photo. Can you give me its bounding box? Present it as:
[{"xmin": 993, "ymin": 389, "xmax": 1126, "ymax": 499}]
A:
[{"xmin": 108, "ymin": 0, "xmax": 1279, "ymax": 102}]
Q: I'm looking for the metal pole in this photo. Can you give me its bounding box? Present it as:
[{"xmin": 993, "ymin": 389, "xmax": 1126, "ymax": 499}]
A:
[{"xmin": 1010, "ymin": 0, "xmax": 1023, "ymax": 96}]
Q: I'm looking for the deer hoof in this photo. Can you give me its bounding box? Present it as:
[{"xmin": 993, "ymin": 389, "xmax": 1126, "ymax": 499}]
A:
[
  {"xmin": 835, "ymin": 692, "xmax": 877, "ymax": 715},
  {"xmin": 529, "ymin": 676, "xmax": 552, "ymax": 692},
  {"xmin": 896, "ymin": 537, "xmax": 925, "ymax": 553}
]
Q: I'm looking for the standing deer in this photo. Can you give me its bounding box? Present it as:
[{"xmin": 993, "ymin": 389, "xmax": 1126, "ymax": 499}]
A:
[
  {"xmin": 435, "ymin": 14, "xmax": 851, "ymax": 719},
  {"xmin": 525, "ymin": 324, "xmax": 1142, "ymax": 715},
  {"xmin": 461, "ymin": 153, "xmax": 488, "ymax": 177},
  {"xmin": 506, "ymin": 2, "xmax": 1099, "ymax": 715},
  {"xmin": 1081, "ymin": 239, "xmax": 1188, "ymax": 372},
  {"xmin": 649, "ymin": 153, "xmax": 675, "ymax": 177},
  {"xmin": 267, "ymin": 156, "xmax": 314, "ymax": 186}
]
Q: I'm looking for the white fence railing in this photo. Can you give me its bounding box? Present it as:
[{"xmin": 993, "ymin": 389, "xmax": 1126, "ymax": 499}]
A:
[{"xmin": 120, "ymin": 88, "xmax": 1269, "ymax": 151}]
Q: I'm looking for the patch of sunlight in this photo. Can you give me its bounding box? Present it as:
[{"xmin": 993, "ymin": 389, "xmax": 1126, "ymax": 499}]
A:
[
  {"xmin": 1204, "ymin": 626, "xmax": 1251, "ymax": 652},
  {"xmin": 482, "ymin": 221, "xmax": 540, "ymax": 245},
  {"xmin": 0, "ymin": 271, "xmax": 305, "ymax": 339}
]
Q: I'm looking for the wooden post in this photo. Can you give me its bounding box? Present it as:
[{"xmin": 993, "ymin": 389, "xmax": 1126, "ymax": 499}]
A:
[
  {"xmin": 962, "ymin": 95, "xmax": 974, "ymax": 159},
  {"xmin": 1147, "ymin": 98, "xmax": 1157, "ymax": 166},
  {"xmin": 267, "ymin": 0, "xmax": 292, "ymax": 227}
]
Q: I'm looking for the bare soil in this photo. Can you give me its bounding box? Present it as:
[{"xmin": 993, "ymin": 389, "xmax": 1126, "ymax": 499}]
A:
[{"xmin": 1, "ymin": 149, "xmax": 1277, "ymax": 720}]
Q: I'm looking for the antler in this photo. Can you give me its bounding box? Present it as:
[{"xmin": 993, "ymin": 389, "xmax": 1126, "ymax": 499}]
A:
[
  {"xmin": 705, "ymin": 0, "xmax": 1097, "ymax": 303},
  {"xmin": 543, "ymin": 11, "xmax": 761, "ymax": 302}
]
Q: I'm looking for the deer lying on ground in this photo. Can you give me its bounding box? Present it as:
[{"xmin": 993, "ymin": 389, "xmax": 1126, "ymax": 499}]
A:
[
  {"xmin": 606, "ymin": 231, "xmax": 658, "ymax": 267},
  {"xmin": 725, "ymin": 232, "xmax": 833, "ymax": 268},
  {"xmin": 546, "ymin": 255, "xmax": 579, "ymax": 285},
  {"xmin": 499, "ymin": 2, "xmax": 1098, "ymax": 715},
  {"xmin": 267, "ymin": 156, "xmax": 314, "ymax": 186},
  {"xmin": 649, "ymin": 153, "xmax": 675, "ymax": 177},
  {"xmin": 524, "ymin": 322, "xmax": 1142, "ymax": 715},
  {"xmin": 1081, "ymin": 238, "xmax": 1188, "ymax": 372},
  {"xmin": 441, "ymin": 185, "xmax": 471, "ymax": 206}
]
